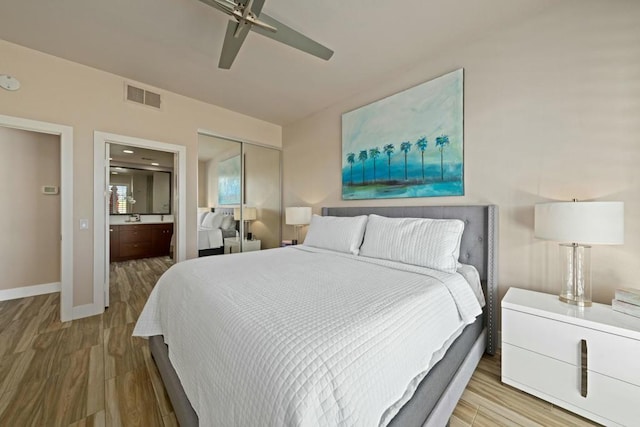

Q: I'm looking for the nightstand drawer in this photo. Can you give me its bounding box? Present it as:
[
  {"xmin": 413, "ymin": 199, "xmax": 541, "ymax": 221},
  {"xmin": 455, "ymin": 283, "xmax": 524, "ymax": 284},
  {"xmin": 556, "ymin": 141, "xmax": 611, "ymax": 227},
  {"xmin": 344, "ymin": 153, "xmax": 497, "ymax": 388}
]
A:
[
  {"xmin": 503, "ymin": 343, "xmax": 640, "ymax": 427},
  {"xmin": 503, "ymin": 308, "xmax": 640, "ymax": 386}
]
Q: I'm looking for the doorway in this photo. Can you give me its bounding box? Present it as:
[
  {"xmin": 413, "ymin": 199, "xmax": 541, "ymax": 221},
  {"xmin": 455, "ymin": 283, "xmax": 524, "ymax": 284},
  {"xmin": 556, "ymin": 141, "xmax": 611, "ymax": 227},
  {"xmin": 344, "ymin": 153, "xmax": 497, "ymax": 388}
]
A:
[
  {"xmin": 0, "ymin": 114, "xmax": 73, "ymax": 321},
  {"xmin": 94, "ymin": 132, "xmax": 186, "ymax": 310}
]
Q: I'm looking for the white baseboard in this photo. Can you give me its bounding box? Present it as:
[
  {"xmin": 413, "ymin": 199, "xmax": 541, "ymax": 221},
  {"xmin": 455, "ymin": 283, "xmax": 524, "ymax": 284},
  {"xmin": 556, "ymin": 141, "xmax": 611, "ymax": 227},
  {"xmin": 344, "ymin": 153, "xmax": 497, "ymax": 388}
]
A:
[
  {"xmin": 72, "ymin": 303, "xmax": 104, "ymax": 320},
  {"xmin": 0, "ymin": 282, "xmax": 105, "ymax": 320},
  {"xmin": 0, "ymin": 282, "xmax": 61, "ymax": 302}
]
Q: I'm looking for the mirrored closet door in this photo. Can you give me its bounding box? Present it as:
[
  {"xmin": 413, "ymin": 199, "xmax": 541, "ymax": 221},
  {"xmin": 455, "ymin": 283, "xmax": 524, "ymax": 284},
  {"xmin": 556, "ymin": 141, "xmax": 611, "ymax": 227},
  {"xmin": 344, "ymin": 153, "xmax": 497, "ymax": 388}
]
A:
[
  {"xmin": 243, "ymin": 143, "xmax": 282, "ymax": 252},
  {"xmin": 197, "ymin": 134, "xmax": 281, "ymax": 256}
]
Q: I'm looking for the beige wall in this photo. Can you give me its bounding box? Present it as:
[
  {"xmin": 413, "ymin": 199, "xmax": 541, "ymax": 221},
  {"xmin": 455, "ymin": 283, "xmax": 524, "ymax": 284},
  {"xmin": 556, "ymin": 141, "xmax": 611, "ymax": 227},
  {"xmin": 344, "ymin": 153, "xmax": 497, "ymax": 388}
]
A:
[
  {"xmin": 283, "ymin": 0, "xmax": 640, "ymax": 304},
  {"xmin": 205, "ymin": 159, "xmax": 216, "ymax": 207},
  {"xmin": 152, "ymin": 171, "xmax": 171, "ymax": 213},
  {"xmin": 0, "ymin": 127, "xmax": 60, "ymax": 289},
  {"xmin": 131, "ymin": 174, "xmax": 149, "ymax": 213},
  {"xmin": 197, "ymin": 160, "xmax": 208, "ymax": 208},
  {"xmin": 0, "ymin": 39, "xmax": 281, "ymax": 306}
]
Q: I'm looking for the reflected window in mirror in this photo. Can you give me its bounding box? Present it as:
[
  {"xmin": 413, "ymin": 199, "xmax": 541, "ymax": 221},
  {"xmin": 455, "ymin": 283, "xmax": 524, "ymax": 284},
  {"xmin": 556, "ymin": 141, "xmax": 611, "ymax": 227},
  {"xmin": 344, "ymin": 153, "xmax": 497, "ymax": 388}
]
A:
[{"xmin": 110, "ymin": 184, "xmax": 130, "ymax": 214}]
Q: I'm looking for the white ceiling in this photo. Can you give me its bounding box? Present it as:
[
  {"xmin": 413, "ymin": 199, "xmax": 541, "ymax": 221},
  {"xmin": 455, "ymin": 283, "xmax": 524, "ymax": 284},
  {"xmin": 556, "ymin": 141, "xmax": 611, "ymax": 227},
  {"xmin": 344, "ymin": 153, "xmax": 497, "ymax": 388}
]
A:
[{"xmin": 0, "ymin": 0, "xmax": 557, "ymax": 125}]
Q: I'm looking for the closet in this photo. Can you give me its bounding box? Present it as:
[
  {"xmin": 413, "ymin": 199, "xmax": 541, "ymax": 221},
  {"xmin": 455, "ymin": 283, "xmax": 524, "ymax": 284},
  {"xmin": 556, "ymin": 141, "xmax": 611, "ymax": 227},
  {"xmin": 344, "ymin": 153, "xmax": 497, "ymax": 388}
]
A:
[{"xmin": 197, "ymin": 134, "xmax": 281, "ymax": 255}]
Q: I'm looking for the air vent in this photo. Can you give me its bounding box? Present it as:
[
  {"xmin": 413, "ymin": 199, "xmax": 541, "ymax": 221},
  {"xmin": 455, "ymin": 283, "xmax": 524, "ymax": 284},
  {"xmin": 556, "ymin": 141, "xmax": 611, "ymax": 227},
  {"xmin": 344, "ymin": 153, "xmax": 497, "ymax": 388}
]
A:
[
  {"xmin": 125, "ymin": 83, "xmax": 162, "ymax": 109},
  {"xmin": 126, "ymin": 85, "xmax": 144, "ymax": 104},
  {"xmin": 144, "ymin": 90, "xmax": 161, "ymax": 108}
]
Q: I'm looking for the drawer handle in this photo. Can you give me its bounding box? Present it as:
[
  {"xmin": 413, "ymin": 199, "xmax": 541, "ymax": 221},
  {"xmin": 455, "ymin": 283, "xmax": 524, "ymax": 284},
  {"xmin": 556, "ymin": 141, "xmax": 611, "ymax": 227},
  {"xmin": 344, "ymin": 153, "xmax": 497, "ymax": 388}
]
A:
[{"xmin": 580, "ymin": 339, "xmax": 588, "ymax": 398}]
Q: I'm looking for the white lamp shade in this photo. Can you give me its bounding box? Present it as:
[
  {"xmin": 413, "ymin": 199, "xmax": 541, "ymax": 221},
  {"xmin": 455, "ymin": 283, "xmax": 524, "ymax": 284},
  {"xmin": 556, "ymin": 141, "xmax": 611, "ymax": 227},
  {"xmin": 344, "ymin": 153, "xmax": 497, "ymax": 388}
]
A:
[
  {"xmin": 286, "ymin": 207, "xmax": 312, "ymax": 225},
  {"xmin": 233, "ymin": 207, "xmax": 257, "ymax": 221},
  {"xmin": 535, "ymin": 201, "xmax": 624, "ymax": 245}
]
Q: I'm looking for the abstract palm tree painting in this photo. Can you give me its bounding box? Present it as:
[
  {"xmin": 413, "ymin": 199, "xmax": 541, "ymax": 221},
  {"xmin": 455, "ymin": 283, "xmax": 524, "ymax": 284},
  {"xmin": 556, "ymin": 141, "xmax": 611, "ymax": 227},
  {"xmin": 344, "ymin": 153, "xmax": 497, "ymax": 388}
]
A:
[
  {"xmin": 342, "ymin": 69, "xmax": 463, "ymax": 200},
  {"xmin": 369, "ymin": 147, "xmax": 381, "ymax": 183},
  {"xmin": 218, "ymin": 155, "xmax": 241, "ymax": 205}
]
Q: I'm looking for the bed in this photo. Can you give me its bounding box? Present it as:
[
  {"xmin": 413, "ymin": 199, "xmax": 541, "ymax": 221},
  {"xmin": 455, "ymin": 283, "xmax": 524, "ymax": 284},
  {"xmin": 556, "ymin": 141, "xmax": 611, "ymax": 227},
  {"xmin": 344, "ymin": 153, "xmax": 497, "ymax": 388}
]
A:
[
  {"xmin": 136, "ymin": 205, "xmax": 498, "ymax": 426},
  {"xmin": 197, "ymin": 207, "xmax": 238, "ymax": 257}
]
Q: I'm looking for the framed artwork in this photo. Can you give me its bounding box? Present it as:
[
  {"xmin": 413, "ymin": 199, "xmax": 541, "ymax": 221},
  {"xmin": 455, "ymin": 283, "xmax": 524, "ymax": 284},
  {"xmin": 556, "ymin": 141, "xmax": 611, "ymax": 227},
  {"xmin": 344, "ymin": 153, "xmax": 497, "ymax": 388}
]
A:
[
  {"xmin": 218, "ymin": 155, "xmax": 241, "ymax": 205},
  {"xmin": 341, "ymin": 69, "xmax": 464, "ymax": 200}
]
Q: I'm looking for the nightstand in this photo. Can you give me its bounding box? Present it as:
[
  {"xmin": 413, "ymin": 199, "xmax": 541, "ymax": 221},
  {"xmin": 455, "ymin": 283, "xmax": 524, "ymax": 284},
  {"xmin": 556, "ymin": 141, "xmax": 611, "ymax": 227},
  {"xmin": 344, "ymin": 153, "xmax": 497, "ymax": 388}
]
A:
[
  {"xmin": 501, "ymin": 288, "xmax": 640, "ymax": 426},
  {"xmin": 223, "ymin": 238, "xmax": 261, "ymax": 254}
]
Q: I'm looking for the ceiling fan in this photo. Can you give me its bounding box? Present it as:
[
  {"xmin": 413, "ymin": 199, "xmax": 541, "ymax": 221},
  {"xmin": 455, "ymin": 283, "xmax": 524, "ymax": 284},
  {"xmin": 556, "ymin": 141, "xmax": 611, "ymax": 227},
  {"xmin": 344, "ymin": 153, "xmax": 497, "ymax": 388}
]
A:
[{"xmin": 198, "ymin": 0, "xmax": 334, "ymax": 69}]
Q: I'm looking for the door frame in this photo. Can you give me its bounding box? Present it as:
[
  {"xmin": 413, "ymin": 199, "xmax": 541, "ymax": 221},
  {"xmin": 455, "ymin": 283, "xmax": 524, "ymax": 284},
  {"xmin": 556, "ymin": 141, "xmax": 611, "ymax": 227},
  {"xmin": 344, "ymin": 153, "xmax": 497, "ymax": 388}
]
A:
[
  {"xmin": 93, "ymin": 131, "xmax": 186, "ymax": 310},
  {"xmin": 0, "ymin": 114, "xmax": 74, "ymax": 321}
]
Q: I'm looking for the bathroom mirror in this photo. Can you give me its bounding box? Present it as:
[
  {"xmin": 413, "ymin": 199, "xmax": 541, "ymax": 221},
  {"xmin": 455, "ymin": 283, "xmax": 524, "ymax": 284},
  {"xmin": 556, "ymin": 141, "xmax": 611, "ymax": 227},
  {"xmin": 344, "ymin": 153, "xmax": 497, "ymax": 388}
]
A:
[{"xmin": 109, "ymin": 167, "xmax": 172, "ymax": 214}]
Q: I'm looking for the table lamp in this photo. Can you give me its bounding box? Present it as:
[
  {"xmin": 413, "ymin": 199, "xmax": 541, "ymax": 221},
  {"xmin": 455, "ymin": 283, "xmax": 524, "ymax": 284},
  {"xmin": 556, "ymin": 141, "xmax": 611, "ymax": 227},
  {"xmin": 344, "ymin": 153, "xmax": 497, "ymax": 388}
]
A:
[
  {"xmin": 534, "ymin": 200, "xmax": 624, "ymax": 307},
  {"xmin": 234, "ymin": 207, "xmax": 257, "ymax": 240},
  {"xmin": 285, "ymin": 207, "xmax": 312, "ymax": 245}
]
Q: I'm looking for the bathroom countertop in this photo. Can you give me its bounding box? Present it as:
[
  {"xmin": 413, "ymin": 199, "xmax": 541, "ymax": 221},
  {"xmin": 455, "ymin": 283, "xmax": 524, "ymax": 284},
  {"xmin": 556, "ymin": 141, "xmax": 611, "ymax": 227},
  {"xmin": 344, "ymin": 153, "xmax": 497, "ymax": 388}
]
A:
[{"xmin": 110, "ymin": 215, "xmax": 174, "ymax": 226}]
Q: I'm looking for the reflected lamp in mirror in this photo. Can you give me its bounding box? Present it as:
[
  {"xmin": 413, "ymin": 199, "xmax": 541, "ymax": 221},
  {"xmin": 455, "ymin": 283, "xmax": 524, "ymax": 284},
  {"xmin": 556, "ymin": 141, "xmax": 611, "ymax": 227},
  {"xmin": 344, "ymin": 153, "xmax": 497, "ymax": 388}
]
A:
[
  {"xmin": 234, "ymin": 207, "xmax": 258, "ymax": 240},
  {"xmin": 534, "ymin": 200, "xmax": 624, "ymax": 307},
  {"xmin": 285, "ymin": 207, "xmax": 312, "ymax": 245}
]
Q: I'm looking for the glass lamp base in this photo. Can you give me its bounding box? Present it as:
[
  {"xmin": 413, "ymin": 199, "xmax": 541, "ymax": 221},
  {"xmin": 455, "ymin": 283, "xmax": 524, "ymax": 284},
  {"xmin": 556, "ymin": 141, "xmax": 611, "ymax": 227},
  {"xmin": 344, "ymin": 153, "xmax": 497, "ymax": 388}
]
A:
[
  {"xmin": 559, "ymin": 294, "xmax": 592, "ymax": 307},
  {"xmin": 558, "ymin": 243, "xmax": 592, "ymax": 308}
]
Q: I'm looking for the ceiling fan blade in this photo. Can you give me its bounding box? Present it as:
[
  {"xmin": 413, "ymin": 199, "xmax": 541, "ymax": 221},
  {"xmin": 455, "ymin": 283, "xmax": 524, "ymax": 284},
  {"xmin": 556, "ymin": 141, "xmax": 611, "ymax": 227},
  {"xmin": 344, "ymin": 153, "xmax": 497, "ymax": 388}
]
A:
[
  {"xmin": 249, "ymin": 0, "xmax": 266, "ymax": 16},
  {"xmin": 197, "ymin": 0, "xmax": 235, "ymax": 15},
  {"xmin": 219, "ymin": 20, "xmax": 251, "ymax": 69},
  {"xmin": 251, "ymin": 13, "xmax": 334, "ymax": 61},
  {"xmin": 199, "ymin": 0, "xmax": 266, "ymax": 18}
]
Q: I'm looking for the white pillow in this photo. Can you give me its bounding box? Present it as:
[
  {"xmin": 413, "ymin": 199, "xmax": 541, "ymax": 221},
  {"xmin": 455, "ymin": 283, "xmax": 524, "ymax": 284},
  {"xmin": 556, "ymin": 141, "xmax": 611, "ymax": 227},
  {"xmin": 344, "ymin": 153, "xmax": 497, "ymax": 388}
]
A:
[
  {"xmin": 457, "ymin": 263, "xmax": 485, "ymax": 307},
  {"xmin": 220, "ymin": 215, "xmax": 235, "ymax": 230},
  {"xmin": 202, "ymin": 212, "xmax": 224, "ymax": 229},
  {"xmin": 359, "ymin": 214, "xmax": 464, "ymax": 273},
  {"xmin": 197, "ymin": 210, "xmax": 209, "ymax": 226},
  {"xmin": 303, "ymin": 214, "xmax": 368, "ymax": 255}
]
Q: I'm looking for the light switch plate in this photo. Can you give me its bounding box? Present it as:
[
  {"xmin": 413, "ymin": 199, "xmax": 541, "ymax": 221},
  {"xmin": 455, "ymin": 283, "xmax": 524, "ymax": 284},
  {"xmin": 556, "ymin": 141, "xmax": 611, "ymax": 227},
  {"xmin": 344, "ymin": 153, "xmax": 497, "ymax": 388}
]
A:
[
  {"xmin": 80, "ymin": 219, "xmax": 89, "ymax": 230},
  {"xmin": 42, "ymin": 185, "xmax": 59, "ymax": 195}
]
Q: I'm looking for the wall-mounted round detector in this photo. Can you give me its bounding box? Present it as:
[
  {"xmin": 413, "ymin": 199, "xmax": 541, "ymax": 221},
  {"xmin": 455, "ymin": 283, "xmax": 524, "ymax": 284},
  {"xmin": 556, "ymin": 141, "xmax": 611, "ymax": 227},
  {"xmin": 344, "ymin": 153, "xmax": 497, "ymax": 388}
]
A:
[{"xmin": 0, "ymin": 75, "xmax": 21, "ymax": 91}]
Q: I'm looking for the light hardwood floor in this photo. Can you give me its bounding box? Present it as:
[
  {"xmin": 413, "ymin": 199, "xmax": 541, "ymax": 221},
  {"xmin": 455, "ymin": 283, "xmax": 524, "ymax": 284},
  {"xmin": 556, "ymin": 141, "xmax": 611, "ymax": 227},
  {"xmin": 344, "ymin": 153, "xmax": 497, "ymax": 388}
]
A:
[
  {"xmin": 0, "ymin": 256, "xmax": 176, "ymax": 427},
  {"xmin": 450, "ymin": 349, "xmax": 598, "ymax": 427},
  {"xmin": 0, "ymin": 256, "xmax": 599, "ymax": 426}
]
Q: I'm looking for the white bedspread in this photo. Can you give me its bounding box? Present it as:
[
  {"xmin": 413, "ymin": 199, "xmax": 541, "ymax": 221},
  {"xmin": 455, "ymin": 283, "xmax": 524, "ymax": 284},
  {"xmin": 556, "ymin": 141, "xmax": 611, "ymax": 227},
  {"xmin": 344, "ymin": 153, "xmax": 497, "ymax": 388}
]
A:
[
  {"xmin": 133, "ymin": 246, "xmax": 483, "ymax": 426},
  {"xmin": 197, "ymin": 227, "xmax": 223, "ymax": 250}
]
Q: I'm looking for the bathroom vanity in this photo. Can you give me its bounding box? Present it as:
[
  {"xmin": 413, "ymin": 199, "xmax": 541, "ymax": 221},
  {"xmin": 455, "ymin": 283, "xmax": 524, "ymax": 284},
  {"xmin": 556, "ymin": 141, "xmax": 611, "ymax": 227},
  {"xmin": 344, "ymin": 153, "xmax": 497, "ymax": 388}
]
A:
[{"xmin": 110, "ymin": 222, "xmax": 173, "ymax": 262}]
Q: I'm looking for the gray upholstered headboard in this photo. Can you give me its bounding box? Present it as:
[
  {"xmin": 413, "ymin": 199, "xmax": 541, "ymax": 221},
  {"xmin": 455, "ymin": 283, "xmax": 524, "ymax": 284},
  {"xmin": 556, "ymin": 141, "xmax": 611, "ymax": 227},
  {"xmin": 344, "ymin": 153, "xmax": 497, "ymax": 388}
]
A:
[
  {"xmin": 321, "ymin": 205, "xmax": 498, "ymax": 355},
  {"xmin": 212, "ymin": 207, "xmax": 235, "ymax": 215}
]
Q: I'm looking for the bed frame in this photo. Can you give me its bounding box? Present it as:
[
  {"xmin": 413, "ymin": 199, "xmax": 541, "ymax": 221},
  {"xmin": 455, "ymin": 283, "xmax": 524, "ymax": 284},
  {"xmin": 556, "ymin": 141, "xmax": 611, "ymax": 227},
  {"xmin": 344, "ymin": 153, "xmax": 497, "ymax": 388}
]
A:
[{"xmin": 150, "ymin": 204, "xmax": 498, "ymax": 426}]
